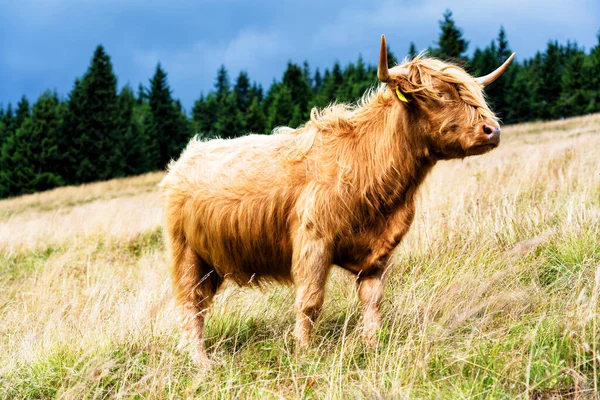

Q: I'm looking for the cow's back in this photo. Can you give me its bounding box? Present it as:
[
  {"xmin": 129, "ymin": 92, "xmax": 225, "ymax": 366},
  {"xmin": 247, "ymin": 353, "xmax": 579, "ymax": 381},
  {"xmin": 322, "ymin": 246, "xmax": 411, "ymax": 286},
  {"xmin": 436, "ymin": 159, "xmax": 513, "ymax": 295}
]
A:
[{"xmin": 160, "ymin": 133, "xmax": 309, "ymax": 285}]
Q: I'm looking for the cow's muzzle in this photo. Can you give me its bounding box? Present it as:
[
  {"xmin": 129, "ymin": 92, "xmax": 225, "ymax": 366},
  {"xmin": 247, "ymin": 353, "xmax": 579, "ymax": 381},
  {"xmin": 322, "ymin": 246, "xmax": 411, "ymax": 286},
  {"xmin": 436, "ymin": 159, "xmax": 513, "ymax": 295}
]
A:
[{"xmin": 482, "ymin": 123, "xmax": 501, "ymax": 146}]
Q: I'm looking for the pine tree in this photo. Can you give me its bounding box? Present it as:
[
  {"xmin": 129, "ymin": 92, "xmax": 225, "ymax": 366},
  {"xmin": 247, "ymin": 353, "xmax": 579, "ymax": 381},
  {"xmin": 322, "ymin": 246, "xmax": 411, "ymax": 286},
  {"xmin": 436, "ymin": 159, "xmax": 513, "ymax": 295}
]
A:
[
  {"xmin": 523, "ymin": 53, "xmax": 544, "ymax": 120},
  {"xmin": 249, "ymin": 83, "xmax": 264, "ymax": 104},
  {"xmin": 0, "ymin": 124, "xmax": 34, "ymax": 197},
  {"xmin": 231, "ymin": 71, "xmax": 251, "ymax": 132},
  {"xmin": 312, "ymin": 62, "xmax": 343, "ymax": 108},
  {"xmin": 0, "ymin": 104, "xmax": 13, "ymax": 147},
  {"xmin": 234, "ymin": 71, "xmax": 251, "ymax": 114},
  {"xmin": 119, "ymin": 86, "xmax": 150, "ymax": 175},
  {"xmin": 262, "ymin": 81, "xmax": 281, "ymax": 124},
  {"xmin": 210, "ymin": 65, "xmax": 246, "ymax": 138},
  {"xmin": 0, "ymin": 91, "xmax": 65, "ymax": 196},
  {"xmin": 470, "ymin": 46, "xmax": 496, "ymax": 77},
  {"xmin": 560, "ymin": 50, "xmax": 588, "ymax": 117},
  {"xmin": 350, "ymin": 55, "xmax": 372, "ymax": 100},
  {"xmin": 313, "ymin": 68, "xmax": 323, "ymax": 94},
  {"xmin": 59, "ymin": 79, "xmax": 84, "ymax": 183},
  {"xmin": 588, "ymin": 31, "xmax": 600, "ymax": 112},
  {"xmin": 15, "ymin": 96, "xmax": 31, "ymax": 129},
  {"xmin": 338, "ymin": 62, "xmax": 357, "ymax": 103},
  {"xmin": 435, "ymin": 9, "xmax": 469, "ymax": 61},
  {"xmin": 537, "ymin": 41, "xmax": 563, "ymax": 119},
  {"xmin": 0, "ymin": 98, "xmax": 33, "ymax": 196},
  {"xmin": 85, "ymin": 45, "xmax": 125, "ymax": 180},
  {"xmin": 192, "ymin": 94, "xmax": 207, "ymax": 136},
  {"xmin": 215, "ymin": 92, "xmax": 245, "ymax": 138},
  {"xmin": 505, "ymin": 65, "xmax": 534, "ymax": 123},
  {"xmin": 267, "ymin": 85, "xmax": 295, "ymax": 131},
  {"xmin": 2, "ymin": 104, "xmax": 14, "ymax": 127},
  {"xmin": 245, "ymin": 97, "xmax": 267, "ymax": 134},
  {"xmin": 192, "ymin": 94, "xmax": 215, "ymax": 138},
  {"xmin": 0, "ymin": 107, "xmax": 5, "ymax": 148},
  {"xmin": 60, "ymin": 46, "xmax": 124, "ymax": 183},
  {"xmin": 282, "ymin": 62, "xmax": 312, "ymax": 116},
  {"xmin": 174, "ymin": 100, "xmax": 193, "ymax": 145},
  {"xmin": 136, "ymin": 83, "xmax": 147, "ymax": 105},
  {"xmin": 302, "ymin": 61, "xmax": 312, "ymax": 88},
  {"xmin": 496, "ymin": 26, "xmax": 511, "ymax": 62},
  {"xmin": 289, "ymin": 105, "xmax": 304, "ymax": 128},
  {"xmin": 561, "ymin": 40, "xmax": 580, "ymax": 61},
  {"xmin": 29, "ymin": 91, "xmax": 65, "ymax": 191},
  {"xmin": 193, "ymin": 93, "xmax": 220, "ymax": 138},
  {"xmin": 146, "ymin": 63, "xmax": 190, "ymax": 169},
  {"xmin": 133, "ymin": 98, "xmax": 154, "ymax": 165},
  {"xmin": 215, "ymin": 65, "xmax": 230, "ymax": 102}
]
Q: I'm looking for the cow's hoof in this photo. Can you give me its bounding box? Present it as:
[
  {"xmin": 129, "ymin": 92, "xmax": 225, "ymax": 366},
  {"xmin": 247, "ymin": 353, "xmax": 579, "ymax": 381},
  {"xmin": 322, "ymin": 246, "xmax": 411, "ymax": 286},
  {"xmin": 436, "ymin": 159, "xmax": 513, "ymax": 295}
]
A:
[
  {"xmin": 191, "ymin": 350, "xmax": 215, "ymax": 369},
  {"xmin": 360, "ymin": 329, "xmax": 378, "ymax": 347}
]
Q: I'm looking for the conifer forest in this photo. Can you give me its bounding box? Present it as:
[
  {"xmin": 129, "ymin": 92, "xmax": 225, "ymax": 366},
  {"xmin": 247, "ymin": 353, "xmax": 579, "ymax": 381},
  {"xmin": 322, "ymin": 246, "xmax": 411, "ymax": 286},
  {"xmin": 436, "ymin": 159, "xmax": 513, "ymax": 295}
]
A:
[{"xmin": 1, "ymin": 10, "xmax": 599, "ymax": 198}]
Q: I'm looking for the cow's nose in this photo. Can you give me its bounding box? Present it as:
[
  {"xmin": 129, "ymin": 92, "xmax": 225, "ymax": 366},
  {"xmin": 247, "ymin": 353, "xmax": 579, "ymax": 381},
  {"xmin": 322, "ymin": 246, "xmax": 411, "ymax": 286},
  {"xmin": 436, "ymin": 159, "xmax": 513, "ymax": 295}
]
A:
[{"xmin": 483, "ymin": 124, "xmax": 500, "ymax": 144}]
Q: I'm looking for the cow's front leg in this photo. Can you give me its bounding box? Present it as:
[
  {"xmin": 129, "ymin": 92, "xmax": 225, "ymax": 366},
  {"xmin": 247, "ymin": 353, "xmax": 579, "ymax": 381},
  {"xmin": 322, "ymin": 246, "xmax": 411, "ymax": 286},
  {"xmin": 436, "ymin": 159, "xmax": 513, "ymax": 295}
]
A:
[
  {"xmin": 355, "ymin": 203, "xmax": 414, "ymax": 345},
  {"xmin": 291, "ymin": 234, "xmax": 332, "ymax": 347},
  {"xmin": 356, "ymin": 270, "xmax": 385, "ymax": 346}
]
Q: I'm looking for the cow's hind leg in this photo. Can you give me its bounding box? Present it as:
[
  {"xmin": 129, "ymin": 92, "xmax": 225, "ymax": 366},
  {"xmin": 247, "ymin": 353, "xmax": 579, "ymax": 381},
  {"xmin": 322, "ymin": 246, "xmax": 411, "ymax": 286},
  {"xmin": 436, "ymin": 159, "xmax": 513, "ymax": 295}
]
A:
[
  {"xmin": 291, "ymin": 234, "xmax": 332, "ymax": 347},
  {"xmin": 170, "ymin": 244, "xmax": 222, "ymax": 365},
  {"xmin": 356, "ymin": 271, "xmax": 385, "ymax": 346}
]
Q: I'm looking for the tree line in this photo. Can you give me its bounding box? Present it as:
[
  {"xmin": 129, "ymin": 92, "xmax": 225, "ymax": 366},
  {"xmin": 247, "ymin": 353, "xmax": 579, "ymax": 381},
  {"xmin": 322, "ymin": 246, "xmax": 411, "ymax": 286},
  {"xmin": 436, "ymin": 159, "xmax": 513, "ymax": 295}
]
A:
[{"xmin": 1, "ymin": 10, "xmax": 599, "ymax": 198}]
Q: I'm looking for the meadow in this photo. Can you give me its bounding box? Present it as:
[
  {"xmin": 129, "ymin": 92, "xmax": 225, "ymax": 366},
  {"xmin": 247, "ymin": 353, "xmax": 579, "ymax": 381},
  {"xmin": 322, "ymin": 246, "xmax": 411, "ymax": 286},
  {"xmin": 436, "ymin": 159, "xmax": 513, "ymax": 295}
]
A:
[{"xmin": 1, "ymin": 114, "xmax": 599, "ymax": 399}]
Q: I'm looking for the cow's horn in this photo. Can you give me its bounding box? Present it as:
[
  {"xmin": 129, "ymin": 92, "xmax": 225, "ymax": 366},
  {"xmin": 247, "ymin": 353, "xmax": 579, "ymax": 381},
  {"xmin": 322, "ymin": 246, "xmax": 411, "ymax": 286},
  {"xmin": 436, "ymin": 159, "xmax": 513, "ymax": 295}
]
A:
[
  {"xmin": 378, "ymin": 34, "xmax": 390, "ymax": 82},
  {"xmin": 475, "ymin": 52, "xmax": 516, "ymax": 87}
]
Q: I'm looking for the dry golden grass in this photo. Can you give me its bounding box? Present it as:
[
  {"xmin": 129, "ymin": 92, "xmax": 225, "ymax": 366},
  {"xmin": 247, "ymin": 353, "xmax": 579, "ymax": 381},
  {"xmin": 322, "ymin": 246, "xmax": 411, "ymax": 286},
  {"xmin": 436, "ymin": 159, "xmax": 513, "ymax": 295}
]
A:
[{"xmin": 1, "ymin": 114, "xmax": 599, "ymax": 399}]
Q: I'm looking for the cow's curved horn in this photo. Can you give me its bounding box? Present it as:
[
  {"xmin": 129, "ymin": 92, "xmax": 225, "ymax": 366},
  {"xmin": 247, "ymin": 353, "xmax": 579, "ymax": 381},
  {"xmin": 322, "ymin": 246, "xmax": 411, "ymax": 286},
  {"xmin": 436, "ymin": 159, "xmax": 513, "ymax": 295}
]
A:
[
  {"xmin": 475, "ymin": 52, "xmax": 516, "ymax": 87},
  {"xmin": 378, "ymin": 34, "xmax": 390, "ymax": 82}
]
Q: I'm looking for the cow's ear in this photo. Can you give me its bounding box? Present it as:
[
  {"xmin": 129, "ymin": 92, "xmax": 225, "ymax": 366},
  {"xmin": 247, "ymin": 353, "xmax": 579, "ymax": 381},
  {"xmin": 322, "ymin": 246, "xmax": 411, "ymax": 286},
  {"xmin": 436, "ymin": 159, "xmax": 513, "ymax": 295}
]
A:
[{"xmin": 391, "ymin": 75, "xmax": 416, "ymax": 103}]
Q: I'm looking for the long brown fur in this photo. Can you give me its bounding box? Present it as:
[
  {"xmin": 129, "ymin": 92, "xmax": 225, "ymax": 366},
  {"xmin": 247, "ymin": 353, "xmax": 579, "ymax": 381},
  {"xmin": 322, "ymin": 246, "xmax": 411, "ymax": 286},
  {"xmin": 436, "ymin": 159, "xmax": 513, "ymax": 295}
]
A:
[{"xmin": 159, "ymin": 51, "xmax": 506, "ymax": 363}]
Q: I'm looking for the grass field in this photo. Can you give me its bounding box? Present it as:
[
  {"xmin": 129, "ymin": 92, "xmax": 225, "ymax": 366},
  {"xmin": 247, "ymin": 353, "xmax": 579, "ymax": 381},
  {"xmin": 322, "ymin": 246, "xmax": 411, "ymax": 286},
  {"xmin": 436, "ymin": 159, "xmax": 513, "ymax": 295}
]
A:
[{"xmin": 1, "ymin": 114, "xmax": 599, "ymax": 399}]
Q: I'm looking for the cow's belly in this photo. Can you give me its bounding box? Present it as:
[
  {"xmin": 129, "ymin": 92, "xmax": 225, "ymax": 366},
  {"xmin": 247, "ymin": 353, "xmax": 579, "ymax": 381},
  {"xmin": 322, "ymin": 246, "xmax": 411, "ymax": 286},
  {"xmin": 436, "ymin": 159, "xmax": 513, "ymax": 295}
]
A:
[{"xmin": 183, "ymin": 191, "xmax": 296, "ymax": 286}]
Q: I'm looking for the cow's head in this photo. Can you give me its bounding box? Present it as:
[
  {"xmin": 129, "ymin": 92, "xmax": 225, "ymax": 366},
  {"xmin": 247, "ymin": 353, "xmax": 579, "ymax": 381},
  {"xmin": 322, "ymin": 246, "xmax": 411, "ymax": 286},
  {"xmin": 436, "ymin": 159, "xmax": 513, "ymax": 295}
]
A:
[{"xmin": 378, "ymin": 35, "xmax": 515, "ymax": 159}]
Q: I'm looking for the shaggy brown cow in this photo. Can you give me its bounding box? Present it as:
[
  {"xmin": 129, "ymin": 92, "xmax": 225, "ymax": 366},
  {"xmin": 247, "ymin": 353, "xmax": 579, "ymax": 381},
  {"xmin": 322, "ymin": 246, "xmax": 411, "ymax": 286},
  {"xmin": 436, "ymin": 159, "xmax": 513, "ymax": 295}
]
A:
[{"xmin": 160, "ymin": 35, "xmax": 515, "ymax": 364}]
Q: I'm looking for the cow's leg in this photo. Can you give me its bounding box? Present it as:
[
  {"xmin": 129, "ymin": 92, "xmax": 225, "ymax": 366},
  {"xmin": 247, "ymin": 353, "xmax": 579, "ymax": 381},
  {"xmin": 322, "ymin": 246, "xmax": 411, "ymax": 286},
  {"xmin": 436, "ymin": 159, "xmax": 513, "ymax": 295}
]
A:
[
  {"xmin": 356, "ymin": 270, "xmax": 385, "ymax": 345},
  {"xmin": 356, "ymin": 204, "xmax": 414, "ymax": 345},
  {"xmin": 170, "ymin": 244, "xmax": 222, "ymax": 365},
  {"xmin": 291, "ymin": 235, "xmax": 332, "ymax": 347}
]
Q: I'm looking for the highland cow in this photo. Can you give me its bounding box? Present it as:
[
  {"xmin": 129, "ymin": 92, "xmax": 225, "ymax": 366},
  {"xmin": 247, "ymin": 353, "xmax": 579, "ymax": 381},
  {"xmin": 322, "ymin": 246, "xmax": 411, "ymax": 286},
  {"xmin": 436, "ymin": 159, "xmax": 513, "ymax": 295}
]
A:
[{"xmin": 159, "ymin": 35, "xmax": 515, "ymax": 364}]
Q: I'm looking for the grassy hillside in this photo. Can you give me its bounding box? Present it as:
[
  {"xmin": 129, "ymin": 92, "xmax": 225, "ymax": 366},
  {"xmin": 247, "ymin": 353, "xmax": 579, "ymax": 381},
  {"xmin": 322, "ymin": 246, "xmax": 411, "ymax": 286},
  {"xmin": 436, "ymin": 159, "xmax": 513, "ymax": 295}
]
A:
[{"xmin": 1, "ymin": 114, "xmax": 599, "ymax": 399}]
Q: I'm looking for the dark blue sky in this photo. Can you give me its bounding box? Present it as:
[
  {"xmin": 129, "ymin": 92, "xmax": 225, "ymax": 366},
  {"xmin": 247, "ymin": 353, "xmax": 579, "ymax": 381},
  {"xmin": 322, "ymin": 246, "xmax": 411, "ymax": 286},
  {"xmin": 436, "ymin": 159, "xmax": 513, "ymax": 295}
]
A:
[{"xmin": 1, "ymin": 0, "xmax": 599, "ymax": 111}]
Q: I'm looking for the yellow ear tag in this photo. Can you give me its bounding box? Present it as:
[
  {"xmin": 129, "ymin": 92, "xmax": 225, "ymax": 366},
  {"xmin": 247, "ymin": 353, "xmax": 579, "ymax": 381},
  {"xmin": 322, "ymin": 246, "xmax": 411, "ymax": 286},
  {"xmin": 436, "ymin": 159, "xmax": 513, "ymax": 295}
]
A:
[{"xmin": 395, "ymin": 88, "xmax": 409, "ymax": 103}]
